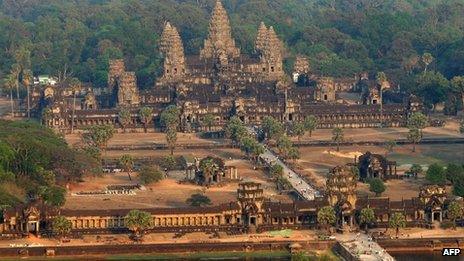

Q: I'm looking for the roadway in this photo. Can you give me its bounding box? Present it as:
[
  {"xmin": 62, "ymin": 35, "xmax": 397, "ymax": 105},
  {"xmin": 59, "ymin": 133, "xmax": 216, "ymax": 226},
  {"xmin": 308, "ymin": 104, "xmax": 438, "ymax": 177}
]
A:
[{"xmin": 246, "ymin": 127, "xmax": 321, "ymax": 200}]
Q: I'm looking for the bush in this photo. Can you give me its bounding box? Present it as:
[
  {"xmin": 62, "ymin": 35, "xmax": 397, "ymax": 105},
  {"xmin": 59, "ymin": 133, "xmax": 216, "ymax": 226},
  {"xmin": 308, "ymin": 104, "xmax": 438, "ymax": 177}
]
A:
[
  {"xmin": 426, "ymin": 163, "xmax": 446, "ymax": 185},
  {"xmin": 440, "ymin": 220, "xmax": 454, "ymax": 229},
  {"xmin": 138, "ymin": 165, "xmax": 164, "ymax": 185},
  {"xmin": 369, "ymin": 178, "xmax": 386, "ymax": 196},
  {"xmin": 159, "ymin": 155, "xmax": 176, "ymax": 170}
]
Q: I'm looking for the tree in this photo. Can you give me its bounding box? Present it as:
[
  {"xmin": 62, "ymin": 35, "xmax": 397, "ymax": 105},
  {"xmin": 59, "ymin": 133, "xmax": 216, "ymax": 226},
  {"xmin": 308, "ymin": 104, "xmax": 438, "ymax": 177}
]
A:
[
  {"xmin": 270, "ymin": 164, "xmax": 284, "ymax": 178},
  {"xmin": 250, "ymin": 143, "xmax": 265, "ymax": 163},
  {"xmin": 40, "ymin": 186, "xmax": 66, "ymax": 207},
  {"xmin": 160, "ymin": 155, "xmax": 177, "ymax": 171},
  {"xmin": 426, "ymin": 163, "xmax": 446, "ymax": 185},
  {"xmin": 304, "ymin": 116, "xmax": 318, "ymax": 137},
  {"xmin": 407, "ymin": 112, "xmax": 428, "ymax": 135},
  {"xmin": 384, "ymin": 140, "xmax": 396, "ymax": 155},
  {"xmin": 376, "ymin": 72, "xmax": 387, "ymax": 85},
  {"xmin": 291, "ymin": 122, "xmax": 306, "ymax": 141},
  {"xmin": 22, "ymin": 69, "xmax": 33, "ymax": 119},
  {"xmin": 460, "ymin": 119, "xmax": 464, "ymax": 134},
  {"xmin": 288, "ymin": 147, "xmax": 300, "ymax": 162},
  {"xmin": 277, "ymin": 135, "xmax": 292, "ymax": 158},
  {"xmin": 52, "ymin": 216, "xmax": 72, "ymax": 239},
  {"xmin": 369, "ymin": 178, "xmax": 386, "ymax": 196},
  {"xmin": 125, "ymin": 210, "xmax": 153, "ymax": 239},
  {"xmin": 332, "ymin": 127, "xmax": 344, "ymax": 152},
  {"xmin": 415, "ymin": 71, "xmax": 449, "ymax": 111},
  {"xmin": 139, "ymin": 107, "xmax": 153, "ymax": 133},
  {"xmin": 262, "ymin": 116, "xmax": 284, "ymax": 141},
  {"xmin": 389, "ymin": 212, "xmax": 406, "ymax": 238},
  {"xmin": 317, "ymin": 206, "xmax": 336, "ymax": 233},
  {"xmin": 407, "ymin": 128, "xmax": 421, "ymax": 152},
  {"xmin": 451, "ymin": 76, "xmax": 464, "ymax": 109},
  {"xmin": 199, "ymin": 158, "xmax": 219, "ymax": 179},
  {"xmin": 186, "ymin": 193, "xmax": 212, "ymax": 207},
  {"xmin": 10, "ymin": 64, "xmax": 21, "ymax": 101},
  {"xmin": 69, "ymin": 78, "xmax": 81, "ymax": 134},
  {"xmin": 447, "ymin": 201, "xmax": 463, "ymax": 229},
  {"xmin": 359, "ymin": 207, "xmax": 376, "ymax": 232},
  {"xmin": 3, "ymin": 74, "xmax": 17, "ymax": 117},
  {"xmin": 202, "ymin": 114, "xmax": 215, "ymax": 132},
  {"xmin": 408, "ymin": 164, "xmax": 423, "ymax": 178},
  {"xmin": 119, "ymin": 154, "xmax": 134, "ymax": 181},
  {"xmin": 118, "ymin": 107, "xmax": 132, "ymax": 133},
  {"xmin": 224, "ymin": 116, "xmax": 247, "ymax": 143},
  {"xmin": 82, "ymin": 125, "xmax": 115, "ymax": 154},
  {"xmin": 160, "ymin": 105, "xmax": 180, "ymax": 131},
  {"xmin": 421, "ymin": 52, "xmax": 433, "ymax": 72},
  {"xmin": 138, "ymin": 165, "xmax": 163, "ymax": 185},
  {"xmin": 445, "ymin": 164, "xmax": 464, "ymax": 184},
  {"xmin": 165, "ymin": 128, "xmax": 177, "ymax": 155},
  {"xmin": 453, "ymin": 173, "xmax": 464, "ymax": 197}
]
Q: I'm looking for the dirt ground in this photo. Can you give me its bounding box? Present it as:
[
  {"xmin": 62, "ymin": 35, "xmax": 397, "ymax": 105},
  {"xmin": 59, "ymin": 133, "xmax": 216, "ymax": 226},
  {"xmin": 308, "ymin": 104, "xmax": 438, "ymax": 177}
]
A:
[
  {"xmin": 293, "ymin": 143, "xmax": 463, "ymax": 200},
  {"xmin": 65, "ymin": 132, "xmax": 217, "ymax": 147},
  {"xmin": 0, "ymin": 229, "xmax": 317, "ymax": 248},
  {"xmin": 290, "ymin": 121, "xmax": 464, "ymax": 143},
  {"xmin": 65, "ymin": 149, "xmax": 291, "ymax": 210}
]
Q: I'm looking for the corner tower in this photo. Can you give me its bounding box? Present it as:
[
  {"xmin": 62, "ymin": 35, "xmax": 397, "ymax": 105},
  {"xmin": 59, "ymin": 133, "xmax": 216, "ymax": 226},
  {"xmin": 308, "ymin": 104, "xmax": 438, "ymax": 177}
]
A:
[{"xmin": 200, "ymin": 0, "xmax": 240, "ymax": 61}]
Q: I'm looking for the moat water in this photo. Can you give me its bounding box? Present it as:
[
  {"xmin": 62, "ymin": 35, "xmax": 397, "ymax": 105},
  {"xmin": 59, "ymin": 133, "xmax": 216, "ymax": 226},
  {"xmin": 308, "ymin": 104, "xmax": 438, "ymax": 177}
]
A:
[{"xmin": 392, "ymin": 252, "xmax": 463, "ymax": 261}]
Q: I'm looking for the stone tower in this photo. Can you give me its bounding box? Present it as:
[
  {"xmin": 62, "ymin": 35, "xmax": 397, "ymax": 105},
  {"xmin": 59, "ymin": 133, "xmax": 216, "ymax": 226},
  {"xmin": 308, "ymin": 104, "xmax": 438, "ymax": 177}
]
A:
[
  {"xmin": 159, "ymin": 22, "xmax": 187, "ymax": 81},
  {"xmin": 255, "ymin": 22, "xmax": 268, "ymax": 53},
  {"xmin": 326, "ymin": 165, "xmax": 357, "ymax": 231},
  {"xmin": 260, "ymin": 26, "xmax": 284, "ymax": 80},
  {"xmin": 108, "ymin": 59, "xmax": 125, "ymax": 90},
  {"xmin": 108, "ymin": 59, "xmax": 140, "ymax": 106},
  {"xmin": 200, "ymin": 0, "xmax": 240, "ymax": 62}
]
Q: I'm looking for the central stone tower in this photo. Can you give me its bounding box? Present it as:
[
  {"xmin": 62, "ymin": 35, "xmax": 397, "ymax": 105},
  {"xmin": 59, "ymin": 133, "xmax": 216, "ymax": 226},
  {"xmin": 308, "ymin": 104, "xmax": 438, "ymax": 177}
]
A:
[{"xmin": 200, "ymin": 0, "xmax": 240, "ymax": 62}]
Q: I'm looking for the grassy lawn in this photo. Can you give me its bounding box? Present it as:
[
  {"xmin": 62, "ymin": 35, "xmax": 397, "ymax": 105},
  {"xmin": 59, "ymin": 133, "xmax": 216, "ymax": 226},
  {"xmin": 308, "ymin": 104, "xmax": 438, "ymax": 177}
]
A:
[{"xmin": 388, "ymin": 144, "xmax": 464, "ymax": 166}]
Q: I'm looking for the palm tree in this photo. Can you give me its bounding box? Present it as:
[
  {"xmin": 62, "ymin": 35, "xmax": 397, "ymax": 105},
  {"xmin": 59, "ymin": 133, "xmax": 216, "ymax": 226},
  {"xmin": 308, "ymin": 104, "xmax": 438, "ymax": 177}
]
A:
[
  {"xmin": 332, "ymin": 127, "xmax": 344, "ymax": 152},
  {"xmin": 4, "ymin": 74, "xmax": 16, "ymax": 117},
  {"xmin": 10, "ymin": 64, "xmax": 21, "ymax": 101},
  {"xmin": 376, "ymin": 72, "xmax": 387, "ymax": 127},
  {"xmin": 139, "ymin": 107, "xmax": 153, "ymax": 133},
  {"xmin": 118, "ymin": 107, "xmax": 132, "ymax": 133},
  {"xmin": 202, "ymin": 114, "xmax": 215, "ymax": 132},
  {"xmin": 389, "ymin": 212, "xmax": 406, "ymax": 238},
  {"xmin": 69, "ymin": 78, "xmax": 81, "ymax": 134},
  {"xmin": 359, "ymin": 207, "xmax": 376, "ymax": 232},
  {"xmin": 119, "ymin": 154, "xmax": 135, "ymax": 181},
  {"xmin": 125, "ymin": 210, "xmax": 153, "ymax": 240},
  {"xmin": 22, "ymin": 69, "xmax": 33, "ymax": 118}
]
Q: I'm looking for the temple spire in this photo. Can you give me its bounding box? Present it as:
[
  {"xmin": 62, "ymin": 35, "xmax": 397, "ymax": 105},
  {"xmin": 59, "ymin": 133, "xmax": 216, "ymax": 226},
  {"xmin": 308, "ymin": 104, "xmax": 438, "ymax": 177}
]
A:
[
  {"xmin": 200, "ymin": 0, "xmax": 240, "ymax": 60},
  {"xmin": 159, "ymin": 21, "xmax": 186, "ymax": 81},
  {"xmin": 255, "ymin": 22, "xmax": 268, "ymax": 52}
]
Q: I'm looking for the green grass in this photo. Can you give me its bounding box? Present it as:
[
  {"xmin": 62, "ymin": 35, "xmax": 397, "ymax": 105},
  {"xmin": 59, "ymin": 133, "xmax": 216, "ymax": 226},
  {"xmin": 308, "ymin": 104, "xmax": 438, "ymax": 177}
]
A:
[
  {"xmin": 2, "ymin": 250, "xmax": 291, "ymax": 260},
  {"xmin": 268, "ymin": 229, "xmax": 293, "ymax": 237},
  {"xmin": 389, "ymin": 144, "xmax": 464, "ymax": 166}
]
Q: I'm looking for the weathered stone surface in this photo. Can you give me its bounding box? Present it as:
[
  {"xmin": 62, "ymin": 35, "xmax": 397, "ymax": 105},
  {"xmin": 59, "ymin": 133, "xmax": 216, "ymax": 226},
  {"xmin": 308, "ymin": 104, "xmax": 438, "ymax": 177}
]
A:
[
  {"xmin": 200, "ymin": 0, "xmax": 240, "ymax": 61},
  {"xmin": 159, "ymin": 22, "xmax": 186, "ymax": 81}
]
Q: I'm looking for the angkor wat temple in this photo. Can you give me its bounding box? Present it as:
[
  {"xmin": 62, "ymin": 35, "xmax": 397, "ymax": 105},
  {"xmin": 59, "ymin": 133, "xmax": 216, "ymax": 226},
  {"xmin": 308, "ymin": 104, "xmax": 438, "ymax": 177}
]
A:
[{"xmin": 34, "ymin": 1, "xmax": 421, "ymax": 132}]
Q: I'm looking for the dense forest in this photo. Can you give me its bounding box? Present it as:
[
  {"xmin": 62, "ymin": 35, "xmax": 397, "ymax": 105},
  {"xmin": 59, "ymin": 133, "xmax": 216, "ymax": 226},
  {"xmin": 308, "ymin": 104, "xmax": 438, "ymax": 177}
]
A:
[
  {"xmin": 0, "ymin": 0, "xmax": 464, "ymax": 109},
  {"xmin": 0, "ymin": 120, "xmax": 100, "ymax": 208}
]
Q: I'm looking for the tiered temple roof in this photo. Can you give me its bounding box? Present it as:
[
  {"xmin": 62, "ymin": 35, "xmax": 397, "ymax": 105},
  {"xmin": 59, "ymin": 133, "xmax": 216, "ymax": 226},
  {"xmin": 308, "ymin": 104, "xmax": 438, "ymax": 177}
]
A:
[
  {"xmin": 159, "ymin": 22, "xmax": 186, "ymax": 80},
  {"xmin": 200, "ymin": 0, "xmax": 240, "ymax": 60}
]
